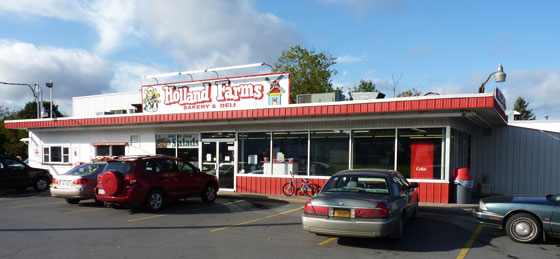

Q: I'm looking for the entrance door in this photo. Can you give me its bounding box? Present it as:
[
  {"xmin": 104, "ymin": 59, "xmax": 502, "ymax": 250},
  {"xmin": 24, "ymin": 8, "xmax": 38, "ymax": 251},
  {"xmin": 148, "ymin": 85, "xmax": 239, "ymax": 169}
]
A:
[{"xmin": 202, "ymin": 141, "xmax": 235, "ymax": 189}]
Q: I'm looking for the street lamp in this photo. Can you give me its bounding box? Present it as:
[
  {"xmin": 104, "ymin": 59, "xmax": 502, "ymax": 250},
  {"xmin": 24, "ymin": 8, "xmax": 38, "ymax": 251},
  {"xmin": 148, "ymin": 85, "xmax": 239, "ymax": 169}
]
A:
[
  {"xmin": 45, "ymin": 81, "xmax": 53, "ymax": 118},
  {"xmin": 478, "ymin": 63, "xmax": 507, "ymax": 93},
  {"xmin": 0, "ymin": 81, "xmax": 41, "ymax": 118}
]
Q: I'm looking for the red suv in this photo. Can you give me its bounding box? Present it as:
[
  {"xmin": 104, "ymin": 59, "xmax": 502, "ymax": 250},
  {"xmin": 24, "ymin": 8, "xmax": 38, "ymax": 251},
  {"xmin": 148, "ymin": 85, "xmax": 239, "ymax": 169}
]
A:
[{"xmin": 95, "ymin": 156, "xmax": 219, "ymax": 210}]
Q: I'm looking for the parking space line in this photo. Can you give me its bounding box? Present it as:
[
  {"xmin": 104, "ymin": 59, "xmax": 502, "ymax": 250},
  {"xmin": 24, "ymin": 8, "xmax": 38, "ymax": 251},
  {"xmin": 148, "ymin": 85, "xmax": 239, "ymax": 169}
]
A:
[
  {"xmin": 317, "ymin": 237, "xmax": 337, "ymax": 246},
  {"xmin": 129, "ymin": 214, "xmax": 167, "ymax": 222},
  {"xmin": 11, "ymin": 201, "xmax": 66, "ymax": 208},
  {"xmin": 128, "ymin": 200, "xmax": 246, "ymax": 222},
  {"xmin": 457, "ymin": 224, "xmax": 483, "ymax": 259},
  {"xmin": 210, "ymin": 206, "xmax": 304, "ymax": 232},
  {"xmin": 63, "ymin": 208, "xmax": 106, "ymax": 215},
  {"xmin": 0, "ymin": 195, "xmax": 40, "ymax": 202}
]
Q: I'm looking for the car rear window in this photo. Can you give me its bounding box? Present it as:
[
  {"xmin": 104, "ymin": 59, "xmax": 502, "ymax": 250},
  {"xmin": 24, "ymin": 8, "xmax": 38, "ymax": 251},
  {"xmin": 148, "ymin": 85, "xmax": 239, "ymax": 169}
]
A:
[
  {"xmin": 103, "ymin": 161, "xmax": 133, "ymax": 175},
  {"xmin": 323, "ymin": 175, "xmax": 389, "ymax": 194},
  {"xmin": 65, "ymin": 163, "xmax": 105, "ymax": 176}
]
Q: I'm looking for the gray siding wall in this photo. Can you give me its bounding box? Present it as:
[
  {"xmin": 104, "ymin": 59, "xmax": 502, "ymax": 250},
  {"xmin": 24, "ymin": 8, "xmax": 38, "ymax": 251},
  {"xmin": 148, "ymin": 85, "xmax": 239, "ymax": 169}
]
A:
[{"xmin": 472, "ymin": 126, "xmax": 560, "ymax": 195}]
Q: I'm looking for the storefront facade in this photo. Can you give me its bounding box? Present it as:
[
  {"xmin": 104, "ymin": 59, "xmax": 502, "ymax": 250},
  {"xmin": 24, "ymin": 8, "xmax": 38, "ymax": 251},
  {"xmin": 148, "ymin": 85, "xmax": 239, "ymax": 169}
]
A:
[{"xmin": 5, "ymin": 72, "xmax": 509, "ymax": 203}]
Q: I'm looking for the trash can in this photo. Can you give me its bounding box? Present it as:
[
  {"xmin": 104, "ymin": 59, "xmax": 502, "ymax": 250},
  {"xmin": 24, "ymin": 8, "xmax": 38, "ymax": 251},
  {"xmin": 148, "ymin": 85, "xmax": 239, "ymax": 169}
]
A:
[{"xmin": 454, "ymin": 168, "xmax": 473, "ymax": 204}]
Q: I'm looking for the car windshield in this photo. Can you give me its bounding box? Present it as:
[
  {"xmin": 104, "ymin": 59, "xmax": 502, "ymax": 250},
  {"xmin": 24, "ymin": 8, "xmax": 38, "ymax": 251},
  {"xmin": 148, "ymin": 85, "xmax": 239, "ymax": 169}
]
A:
[
  {"xmin": 65, "ymin": 163, "xmax": 106, "ymax": 176},
  {"xmin": 322, "ymin": 175, "xmax": 390, "ymax": 194},
  {"xmin": 104, "ymin": 161, "xmax": 133, "ymax": 175}
]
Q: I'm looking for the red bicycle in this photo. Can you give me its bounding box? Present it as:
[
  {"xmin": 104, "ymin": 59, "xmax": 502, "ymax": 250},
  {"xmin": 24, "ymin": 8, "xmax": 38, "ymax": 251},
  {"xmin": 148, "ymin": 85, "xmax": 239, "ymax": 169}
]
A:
[{"xmin": 282, "ymin": 171, "xmax": 321, "ymax": 196}]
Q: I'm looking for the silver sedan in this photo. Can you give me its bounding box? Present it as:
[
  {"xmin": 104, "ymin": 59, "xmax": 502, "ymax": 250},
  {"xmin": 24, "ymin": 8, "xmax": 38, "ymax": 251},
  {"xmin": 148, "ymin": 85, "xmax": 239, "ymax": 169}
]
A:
[
  {"xmin": 50, "ymin": 162, "xmax": 106, "ymax": 204},
  {"xmin": 302, "ymin": 169, "xmax": 419, "ymax": 240}
]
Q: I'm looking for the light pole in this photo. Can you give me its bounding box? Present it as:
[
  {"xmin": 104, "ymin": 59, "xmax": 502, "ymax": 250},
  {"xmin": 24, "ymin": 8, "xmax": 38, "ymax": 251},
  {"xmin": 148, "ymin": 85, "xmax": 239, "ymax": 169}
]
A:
[
  {"xmin": 478, "ymin": 63, "xmax": 507, "ymax": 93},
  {"xmin": 0, "ymin": 81, "xmax": 41, "ymax": 118},
  {"xmin": 45, "ymin": 81, "xmax": 53, "ymax": 118}
]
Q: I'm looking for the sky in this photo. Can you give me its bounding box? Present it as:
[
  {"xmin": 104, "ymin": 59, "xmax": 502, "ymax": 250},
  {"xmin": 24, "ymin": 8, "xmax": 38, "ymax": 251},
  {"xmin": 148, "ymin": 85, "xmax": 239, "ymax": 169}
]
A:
[{"xmin": 0, "ymin": 0, "xmax": 559, "ymax": 120}]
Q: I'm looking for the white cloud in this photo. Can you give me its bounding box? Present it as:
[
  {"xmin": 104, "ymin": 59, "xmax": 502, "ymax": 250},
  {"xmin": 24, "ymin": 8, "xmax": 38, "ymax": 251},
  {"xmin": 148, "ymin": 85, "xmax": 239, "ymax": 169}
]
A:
[
  {"xmin": 501, "ymin": 69, "xmax": 560, "ymax": 120},
  {"xmin": 0, "ymin": 40, "xmax": 113, "ymax": 114},
  {"xmin": 337, "ymin": 54, "xmax": 366, "ymax": 64},
  {"xmin": 135, "ymin": 0, "xmax": 298, "ymax": 69},
  {"xmin": 0, "ymin": 0, "xmax": 140, "ymax": 55}
]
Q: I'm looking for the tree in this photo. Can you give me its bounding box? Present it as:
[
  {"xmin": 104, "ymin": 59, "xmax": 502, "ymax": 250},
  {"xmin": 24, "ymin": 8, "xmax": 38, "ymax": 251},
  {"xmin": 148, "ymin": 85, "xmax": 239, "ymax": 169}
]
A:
[
  {"xmin": 513, "ymin": 97, "xmax": 536, "ymax": 120},
  {"xmin": 397, "ymin": 88, "xmax": 422, "ymax": 97},
  {"xmin": 0, "ymin": 101, "xmax": 65, "ymax": 157},
  {"xmin": 272, "ymin": 45, "xmax": 337, "ymax": 102},
  {"xmin": 352, "ymin": 79, "xmax": 377, "ymax": 92},
  {"xmin": 15, "ymin": 101, "xmax": 64, "ymax": 119}
]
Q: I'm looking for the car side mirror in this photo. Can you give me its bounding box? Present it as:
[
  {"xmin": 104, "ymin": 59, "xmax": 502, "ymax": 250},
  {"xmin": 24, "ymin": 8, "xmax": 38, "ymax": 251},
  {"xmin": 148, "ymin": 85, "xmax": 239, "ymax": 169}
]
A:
[
  {"xmin": 409, "ymin": 182, "xmax": 419, "ymax": 188},
  {"xmin": 194, "ymin": 168, "xmax": 200, "ymax": 174}
]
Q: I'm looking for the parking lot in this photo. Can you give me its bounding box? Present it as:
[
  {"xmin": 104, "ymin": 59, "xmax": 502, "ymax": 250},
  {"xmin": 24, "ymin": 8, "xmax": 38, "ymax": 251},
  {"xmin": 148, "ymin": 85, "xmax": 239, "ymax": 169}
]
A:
[{"xmin": 0, "ymin": 190, "xmax": 559, "ymax": 259}]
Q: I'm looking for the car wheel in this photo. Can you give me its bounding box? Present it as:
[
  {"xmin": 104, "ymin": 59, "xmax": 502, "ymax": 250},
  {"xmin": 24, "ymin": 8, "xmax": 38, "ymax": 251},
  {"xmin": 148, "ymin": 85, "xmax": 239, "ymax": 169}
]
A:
[
  {"xmin": 145, "ymin": 189, "xmax": 164, "ymax": 211},
  {"xmin": 505, "ymin": 213, "xmax": 542, "ymax": 243},
  {"xmin": 65, "ymin": 198, "xmax": 80, "ymax": 204},
  {"xmin": 282, "ymin": 182, "xmax": 295, "ymax": 196},
  {"xmin": 390, "ymin": 216, "xmax": 404, "ymax": 240},
  {"xmin": 33, "ymin": 176, "xmax": 50, "ymax": 192},
  {"xmin": 201, "ymin": 184, "xmax": 217, "ymax": 203}
]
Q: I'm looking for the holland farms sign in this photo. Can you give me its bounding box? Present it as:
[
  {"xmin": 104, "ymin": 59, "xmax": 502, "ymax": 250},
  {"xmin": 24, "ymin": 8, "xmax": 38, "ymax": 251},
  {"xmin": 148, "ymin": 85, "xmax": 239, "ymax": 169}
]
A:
[{"xmin": 141, "ymin": 72, "xmax": 290, "ymax": 114}]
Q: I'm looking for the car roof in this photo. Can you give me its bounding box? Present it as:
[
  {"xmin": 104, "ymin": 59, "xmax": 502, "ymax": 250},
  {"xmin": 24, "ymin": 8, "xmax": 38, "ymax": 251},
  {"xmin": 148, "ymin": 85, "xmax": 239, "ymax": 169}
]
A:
[
  {"xmin": 332, "ymin": 169, "xmax": 396, "ymax": 177},
  {"xmin": 106, "ymin": 155, "xmax": 179, "ymax": 162}
]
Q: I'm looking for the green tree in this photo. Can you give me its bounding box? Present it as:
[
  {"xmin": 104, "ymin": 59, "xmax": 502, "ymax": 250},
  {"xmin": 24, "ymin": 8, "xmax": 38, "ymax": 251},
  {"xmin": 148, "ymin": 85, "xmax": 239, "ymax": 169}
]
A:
[
  {"xmin": 15, "ymin": 101, "xmax": 64, "ymax": 119},
  {"xmin": 513, "ymin": 97, "xmax": 536, "ymax": 120},
  {"xmin": 397, "ymin": 88, "xmax": 421, "ymax": 97},
  {"xmin": 272, "ymin": 45, "xmax": 337, "ymax": 102},
  {"xmin": 352, "ymin": 79, "xmax": 377, "ymax": 92},
  {"xmin": 0, "ymin": 101, "xmax": 65, "ymax": 157}
]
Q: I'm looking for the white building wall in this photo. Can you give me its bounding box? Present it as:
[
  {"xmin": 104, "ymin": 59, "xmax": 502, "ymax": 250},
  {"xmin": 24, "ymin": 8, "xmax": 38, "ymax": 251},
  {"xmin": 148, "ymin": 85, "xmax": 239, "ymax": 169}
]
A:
[
  {"xmin": 28, "ymin": 127, "xmax": 156, "ymax": 175},
  {"xmin": 72, "ymin": 91, "xmax": 141, "ymax": 117}
]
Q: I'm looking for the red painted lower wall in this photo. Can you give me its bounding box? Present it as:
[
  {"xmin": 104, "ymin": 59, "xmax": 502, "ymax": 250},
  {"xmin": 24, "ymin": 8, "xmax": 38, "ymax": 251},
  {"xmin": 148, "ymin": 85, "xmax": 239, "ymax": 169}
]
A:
[{"xmin": 235, "ymin": 176, "xmax": 450, "ymax": 203}]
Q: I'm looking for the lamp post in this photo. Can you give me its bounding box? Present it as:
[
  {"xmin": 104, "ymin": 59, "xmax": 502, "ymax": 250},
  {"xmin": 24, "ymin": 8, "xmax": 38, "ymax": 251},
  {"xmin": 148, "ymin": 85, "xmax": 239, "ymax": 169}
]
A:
[
  {"xmin": 0, "ymin": 81, "xmax": 41, "ymax": 118},
  {"xmin": 478, "ymin": 63, "xmax": 507, "ymax": 93},
  {"xmin": 45, "ymin": 81, "xmax": 53, "ymax": 118}
]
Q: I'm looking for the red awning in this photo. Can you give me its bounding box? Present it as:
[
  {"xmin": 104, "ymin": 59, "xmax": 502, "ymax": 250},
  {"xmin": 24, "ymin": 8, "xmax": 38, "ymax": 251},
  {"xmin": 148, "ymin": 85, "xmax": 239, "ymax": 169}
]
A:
[{"xmin": 91, "ymin": 142, "xmax": 127, "ymax": 146}]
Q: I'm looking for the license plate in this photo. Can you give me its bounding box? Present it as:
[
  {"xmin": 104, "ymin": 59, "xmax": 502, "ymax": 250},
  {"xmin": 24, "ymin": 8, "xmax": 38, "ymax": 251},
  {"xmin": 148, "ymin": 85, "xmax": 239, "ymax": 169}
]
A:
[
  {"xmin": 334, "ymin": 209, "xmax": 350, "ymax": 218},
  {"xmin": 98, "ymin": 189, "xmax": 105, "ymax": 195},
  {"xmin": 62, "ymin": 180, "xmax": 72, "ymax": 186}
]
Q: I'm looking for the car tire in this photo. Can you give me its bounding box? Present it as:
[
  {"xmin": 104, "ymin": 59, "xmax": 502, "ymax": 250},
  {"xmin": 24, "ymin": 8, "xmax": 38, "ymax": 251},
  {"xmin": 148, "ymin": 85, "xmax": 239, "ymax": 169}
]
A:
[
  {"xmin": 282, "ymin": 182, "xmax": 295, "ymax": 196},
  {"xmin": 144, "ymin": 189, "xmax": 164, "ymax": 211},
  {"xmin": 390, "ymin": 215, "xmax": 404, "ymax": 241},
  {"xmin": 65, "ymin": 198, "xmax": 80, "ymax": 204},
  {"xmin": 101, "ymin": 171, "xmax": 122, "ymax": 196},
  {"xmin": 201, "ymin": 184, "xmax": 217, "ymax": 203},
  {"xmin": 505, "ymin": 213, "xmax": 542, "ymax": 243},
  {"xmin": 33, "ymin": 176, "xmax": 50, "ymax": 192}
]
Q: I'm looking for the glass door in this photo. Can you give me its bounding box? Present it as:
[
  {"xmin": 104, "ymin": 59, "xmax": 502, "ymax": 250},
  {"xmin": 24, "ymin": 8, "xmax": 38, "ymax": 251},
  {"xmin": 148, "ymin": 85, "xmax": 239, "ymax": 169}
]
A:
[{"xmin": 202, "ymin": 140, "xmax": 235, "ymax": 189}]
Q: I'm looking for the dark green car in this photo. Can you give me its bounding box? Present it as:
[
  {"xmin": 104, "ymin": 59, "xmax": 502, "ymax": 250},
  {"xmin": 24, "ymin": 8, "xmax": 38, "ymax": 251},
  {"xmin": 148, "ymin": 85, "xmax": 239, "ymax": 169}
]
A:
[{"xmin": 473, "ymin": 194, "xmax": 560, "ymax": 243}]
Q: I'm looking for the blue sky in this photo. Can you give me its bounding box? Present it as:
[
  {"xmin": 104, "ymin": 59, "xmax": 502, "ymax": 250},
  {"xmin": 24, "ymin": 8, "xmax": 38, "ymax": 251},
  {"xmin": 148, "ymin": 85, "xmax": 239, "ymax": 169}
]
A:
[{"xmin": 0, "ymin": 0, "xmax": 559, "ymax": 119}]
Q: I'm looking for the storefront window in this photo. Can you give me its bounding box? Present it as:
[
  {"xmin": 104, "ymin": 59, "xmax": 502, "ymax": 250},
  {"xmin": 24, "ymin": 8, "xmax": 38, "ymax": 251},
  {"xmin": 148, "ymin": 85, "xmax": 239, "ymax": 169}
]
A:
[
  {"xmin": 178, "ymin": 133, "xmax": 199, "ymax": 162},
  {"xmin": 95, "ymin": 145, "xmax": 125, "ymax": 157},
  {"xmin": 156, "ymin": 134, "xmax": 177, "ymax": 156},
  {"xmin": 352, "ymin": 129, "xmax": 395, "ymax": 170},
  {"xmin": 310, "ymin": 130, "xmax": 349, "ymax": 176},
  {"xmin": 396, "ymin": 128, "xmax": 445, "ymax": 179},
  {"xmin": 271, "ymin": 131, "xmax": 308, "ymax": 175},
  {"xmin": 238, "ymin": 132, "xmax": 270, "ymax": 175}
]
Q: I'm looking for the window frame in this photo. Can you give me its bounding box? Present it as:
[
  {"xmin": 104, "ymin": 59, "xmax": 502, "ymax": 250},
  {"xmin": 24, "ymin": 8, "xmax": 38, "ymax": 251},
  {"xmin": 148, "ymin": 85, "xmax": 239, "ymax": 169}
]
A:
[{"xmin": 42, "ymin": 146, "xmax": 70, "ymax": 164}]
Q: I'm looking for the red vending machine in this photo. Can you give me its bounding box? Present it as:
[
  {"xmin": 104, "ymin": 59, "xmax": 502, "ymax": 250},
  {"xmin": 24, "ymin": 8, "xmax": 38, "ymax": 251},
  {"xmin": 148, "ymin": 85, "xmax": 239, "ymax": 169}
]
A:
[{"xmin": 410, "ymin": 142, "xmax": 434, "ymax": 179}]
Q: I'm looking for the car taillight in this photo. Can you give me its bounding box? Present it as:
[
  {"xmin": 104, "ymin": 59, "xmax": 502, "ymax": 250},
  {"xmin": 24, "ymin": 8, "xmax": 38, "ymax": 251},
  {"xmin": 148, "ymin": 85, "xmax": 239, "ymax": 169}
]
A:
[
  {"xmin": 73, "ymin": 179, "xmax": 88, "ymax": 185},
  {"xmin": 124, "ymin": 174, "xmax": 137, "ymax": 185},
  {"xmin": 356, "ymin": 203, "xmax": 389, "ymax": 218},
  {"xmin": 52, "ymin": 178, "xmax": 58, "ymax": 184},
  {"xmin": 304, "ymin": 200, "xmax": 329, "ymax": 215}
]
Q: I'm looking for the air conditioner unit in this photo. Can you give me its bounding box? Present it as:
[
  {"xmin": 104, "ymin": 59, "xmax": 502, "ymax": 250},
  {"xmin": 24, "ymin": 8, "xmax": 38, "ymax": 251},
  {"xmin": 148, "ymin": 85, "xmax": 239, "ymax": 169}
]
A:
[{"xmin": 297, "ymin": 94, "xmax": 312, "ymax": 103}]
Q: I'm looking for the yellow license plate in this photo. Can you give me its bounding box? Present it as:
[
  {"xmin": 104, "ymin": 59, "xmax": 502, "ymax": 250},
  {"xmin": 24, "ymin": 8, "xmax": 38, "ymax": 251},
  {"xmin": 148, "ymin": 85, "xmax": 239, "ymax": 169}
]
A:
[{"xmin": 334, "ymin": 209, "xmax": 350, "ymax": 218}]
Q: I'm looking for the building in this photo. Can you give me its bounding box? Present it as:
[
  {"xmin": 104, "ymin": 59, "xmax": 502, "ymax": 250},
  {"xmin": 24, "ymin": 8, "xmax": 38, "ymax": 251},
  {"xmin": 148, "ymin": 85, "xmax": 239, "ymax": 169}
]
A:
[{"xmin": 5, "ymin": 72, "xmax": 560, "ymax": 203}]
